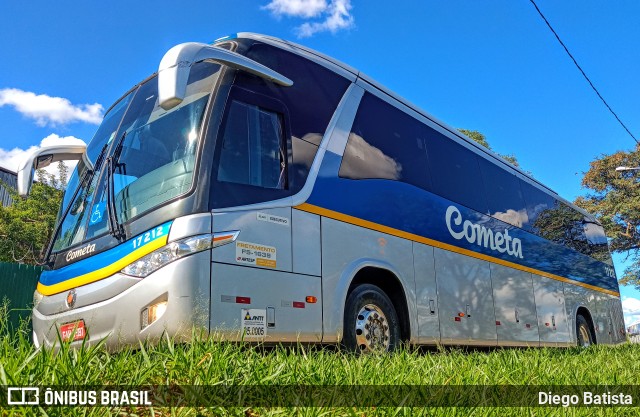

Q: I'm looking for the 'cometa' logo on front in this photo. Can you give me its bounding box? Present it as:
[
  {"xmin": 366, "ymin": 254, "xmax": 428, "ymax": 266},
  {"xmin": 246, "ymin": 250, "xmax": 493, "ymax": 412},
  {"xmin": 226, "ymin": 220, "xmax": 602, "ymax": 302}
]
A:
[
  {"xmin": 445, "ymin": 205, "xmax": 524, "ymax": 259},
  {"xmin": 65, "ymin": 243, "xmax": 97, "ymax": 262}
]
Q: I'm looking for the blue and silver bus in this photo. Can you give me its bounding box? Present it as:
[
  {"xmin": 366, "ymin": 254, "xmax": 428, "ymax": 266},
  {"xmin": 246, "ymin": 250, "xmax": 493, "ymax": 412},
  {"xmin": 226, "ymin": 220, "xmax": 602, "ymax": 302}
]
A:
[{"xmin": 19, "ymin": 33, "xmax": 625, "ymax": 351}]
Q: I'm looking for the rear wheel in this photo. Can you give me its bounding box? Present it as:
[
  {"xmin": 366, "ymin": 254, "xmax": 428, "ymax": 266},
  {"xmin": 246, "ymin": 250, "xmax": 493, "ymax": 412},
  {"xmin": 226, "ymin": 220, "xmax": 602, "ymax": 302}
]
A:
[
  {"xmin": 343, "ymin": 284, "xmax": 401, "ymax": 353},
  {"xmin": 576, "ymin": 314, "xmax": 594, "ymax": 347}
]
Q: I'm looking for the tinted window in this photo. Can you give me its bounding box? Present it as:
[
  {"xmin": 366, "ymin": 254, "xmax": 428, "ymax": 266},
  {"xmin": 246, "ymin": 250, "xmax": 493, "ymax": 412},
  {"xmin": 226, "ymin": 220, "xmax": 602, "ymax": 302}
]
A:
[
  {"xmin": 235, "ymin": 42, "xmax": 351, "ymax": 192},
  {"xmin": 520, "ymin": 180, "xmax": 558, "ymax": 233},
  {"xmin": 339, "ymin": 93, "xmax": 430, "ymax": 190},
  {"xmin": 292, "ymin": 137, "xmax": 318, "ymax": 191},
  {"xmin": 217, "ymin": 101, "xmax": 286, "ymax": 189},
  {"xmin": 534, "ymin": 201, "xmax": 590, "ymax": 253},
  {"xmin": 584, "ymin": 221, "xmax": 612, "ymax": 264},
  {"xmin": 425, "ymin": 128, "xmax": 488, "ymax": 213},
  {"xmin": 211, "ymin": 87, "xmax": 291, "ymax": 208},
  {"xmin": 478, "ymin": 158, "xmax": 527, "ymax": 227}
]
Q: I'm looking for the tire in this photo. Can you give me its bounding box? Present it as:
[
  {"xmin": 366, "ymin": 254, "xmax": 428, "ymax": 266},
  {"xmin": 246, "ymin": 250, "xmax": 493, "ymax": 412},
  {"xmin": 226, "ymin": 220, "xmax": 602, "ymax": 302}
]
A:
[
  {"xmin": 576, "ymin": 314, "xmax": 594, "ymax": 347},
  {"xmin": 342, "ymin": 284, "xmax": 401, "ymax": 353}
]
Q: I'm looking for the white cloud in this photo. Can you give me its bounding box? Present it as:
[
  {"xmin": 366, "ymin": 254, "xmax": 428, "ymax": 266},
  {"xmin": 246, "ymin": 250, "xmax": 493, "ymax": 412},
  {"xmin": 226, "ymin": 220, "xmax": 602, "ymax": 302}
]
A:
[
  {"xmin": 263, "ymin": 0, "xmax": 355, "ymax": 37},
  {"xmin": 622, "ymin": 296, "xmax": 640, "ymax": 326},
  {"xmin": 0, "ymin": 134, "xmax": 86, "ymax": 182},
  {"xmin": 263, "ymin": 0, "xmax": 327, "ymax": 19},
  {"xmin": 0, "ymin": 88, "xmax": 103, "ymax": 126}
]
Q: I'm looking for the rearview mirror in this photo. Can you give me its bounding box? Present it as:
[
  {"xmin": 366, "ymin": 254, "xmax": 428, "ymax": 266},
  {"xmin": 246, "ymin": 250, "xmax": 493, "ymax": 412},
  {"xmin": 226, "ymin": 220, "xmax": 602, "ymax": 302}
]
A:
[
  {"xmin": 17, "ymin": 141, "xmax": 89, "ymax": 197},
  {"xmin": 157, "ymin": 42, "xmax": 293, "ymax": 110}
]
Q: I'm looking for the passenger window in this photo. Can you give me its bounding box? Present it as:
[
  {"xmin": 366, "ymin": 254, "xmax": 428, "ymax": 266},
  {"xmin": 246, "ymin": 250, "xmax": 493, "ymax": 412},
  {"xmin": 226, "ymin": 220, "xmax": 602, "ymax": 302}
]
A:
[
  {"xmin": 424, "ymin": 128, "xmax": 488, "ymax": 214},
  {"xmin": 478, "ymin": 157, "xmax": 527, "ymax": 227},
  {"xmin": 339, "ymin": 93, "xmax": 431, "ymax": 191},
  {"xmin": 210, "ymin": 87, "xmax": 292, "ymax": 209},
  {"xmin": 217, "ymin": 100, "xmax": 286, "ymax": 190},
  {"xmin": 534, "ymin": 201, "xmax": 588, "ymax": 251},
  {"xmin": 584, "ymin": 221, "xmax": 613, "ymax": 264},
  {"xmin": 520, "ymin": 180, "xmax": 558, "ymax": 233},
  {"xmin": 235, "ymin": 42, "xmax": 351, "ymax": 193}
]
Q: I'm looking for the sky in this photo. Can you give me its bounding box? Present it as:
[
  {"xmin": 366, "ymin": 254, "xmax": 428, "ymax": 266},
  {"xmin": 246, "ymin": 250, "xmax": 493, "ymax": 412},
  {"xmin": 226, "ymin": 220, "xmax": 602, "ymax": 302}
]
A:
[{"xmin": 1, "ymin": 1, "xmax": 640, "ymax": 324}]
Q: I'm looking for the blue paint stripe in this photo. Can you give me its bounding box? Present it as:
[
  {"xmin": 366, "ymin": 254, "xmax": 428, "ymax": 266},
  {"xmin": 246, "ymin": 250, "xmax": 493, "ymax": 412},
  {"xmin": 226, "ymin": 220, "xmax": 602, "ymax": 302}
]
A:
[{"xmin": 40, "ymin": 221, "xmax": 173, "ymax": 286}]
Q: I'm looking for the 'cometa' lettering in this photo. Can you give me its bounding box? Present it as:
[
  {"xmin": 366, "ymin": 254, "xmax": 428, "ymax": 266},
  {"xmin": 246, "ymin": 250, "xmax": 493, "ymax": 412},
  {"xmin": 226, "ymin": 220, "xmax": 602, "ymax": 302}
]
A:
[
  {"xmin": 446, "ymin": 205, "xmax": 523, "ymax": 259},
  {"xmin": 65, "ymin": 243, "xmax": 97, "ymax": 262}
]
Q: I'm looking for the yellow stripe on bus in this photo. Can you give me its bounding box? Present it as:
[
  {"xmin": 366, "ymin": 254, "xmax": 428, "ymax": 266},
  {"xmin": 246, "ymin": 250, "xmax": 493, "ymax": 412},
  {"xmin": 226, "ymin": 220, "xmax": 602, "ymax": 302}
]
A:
[
  {"xmin": 295, "ymin": 202, "xmax": 620, "ymax": 297},
  {"xmin": 37, "ymin": 236, "xmax": 168, "ymax": 296}
]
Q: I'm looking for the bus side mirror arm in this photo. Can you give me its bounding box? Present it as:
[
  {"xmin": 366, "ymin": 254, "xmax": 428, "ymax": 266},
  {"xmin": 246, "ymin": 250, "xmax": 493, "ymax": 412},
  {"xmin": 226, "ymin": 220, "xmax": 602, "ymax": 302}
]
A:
[
  {"xmin": 157, "ymin": 42, "xmax": 293, "ymax": 110},
  {"xmin": 17, "ymin": 142, "xmax": 89, "ymax": 197}
]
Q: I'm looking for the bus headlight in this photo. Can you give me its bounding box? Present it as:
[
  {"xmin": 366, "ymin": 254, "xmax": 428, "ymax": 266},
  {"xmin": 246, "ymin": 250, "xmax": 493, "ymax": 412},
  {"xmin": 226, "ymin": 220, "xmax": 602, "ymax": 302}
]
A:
[{"xmin": 121, "ymin": 231, "xmax": 239, "ymax": 278}]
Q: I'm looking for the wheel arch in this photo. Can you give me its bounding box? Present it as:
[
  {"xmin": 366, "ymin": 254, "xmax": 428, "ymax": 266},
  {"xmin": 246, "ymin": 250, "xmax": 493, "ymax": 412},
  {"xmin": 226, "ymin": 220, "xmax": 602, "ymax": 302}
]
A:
[
  {"xmin": 342, "ymin": 263, "xmax": 412, "ymax": 343},
  {"xmin": 576, "ymin": 305, "xmax": 597, "ymax": 344}
]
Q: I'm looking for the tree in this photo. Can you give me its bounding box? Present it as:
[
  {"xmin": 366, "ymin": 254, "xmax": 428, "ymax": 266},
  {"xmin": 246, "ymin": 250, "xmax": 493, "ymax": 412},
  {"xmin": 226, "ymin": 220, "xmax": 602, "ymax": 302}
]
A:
[
  {"xmin": 575, "ymin": 144, "xmax": 640, "ymax": 287},
  {"xmin": 458, "ymin": 128, "xmax": 521, "ymax": 168},
  {"xmin": 0, "ymin": 164, "xmax": 66, "ymax": 264}
]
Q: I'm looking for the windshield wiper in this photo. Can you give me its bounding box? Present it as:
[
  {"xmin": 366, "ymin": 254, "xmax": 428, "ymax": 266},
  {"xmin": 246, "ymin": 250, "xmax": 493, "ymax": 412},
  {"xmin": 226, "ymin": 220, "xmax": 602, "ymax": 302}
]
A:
[{"xmin": 106, "ymin": 133, "xmax": 127, "ymax": 241}]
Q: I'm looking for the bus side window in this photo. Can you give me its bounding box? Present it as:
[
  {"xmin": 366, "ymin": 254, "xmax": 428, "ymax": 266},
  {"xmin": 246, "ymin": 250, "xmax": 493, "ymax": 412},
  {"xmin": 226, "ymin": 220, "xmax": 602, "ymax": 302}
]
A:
[
  {"xmin": 339, "ymin": 93, "xmax": 431, "ymax": 191},
  {"xmin": 423, "ymin": 127, "xmax": 489, "ymax": 215},
  {"xmin": 210, "ymin": 87, "xmax": 292, "ymax": 209},
  {"xmin": 584, "ymin": 220, "xmax": 612, "ymax": 264},
  {"xmin": 217, "ymin": 100, "xmax": 286, "ymax": 190},
  {"xmin": 477, "ymin": 157, "xmax": 527, "ymax": 228},
  {"xmin": 236, "ymin": 42, "xmax": 351, "ymax": 193},
  {"xmin": 520, "ymin": 180, "xmax": 558, "ymax": 234}
]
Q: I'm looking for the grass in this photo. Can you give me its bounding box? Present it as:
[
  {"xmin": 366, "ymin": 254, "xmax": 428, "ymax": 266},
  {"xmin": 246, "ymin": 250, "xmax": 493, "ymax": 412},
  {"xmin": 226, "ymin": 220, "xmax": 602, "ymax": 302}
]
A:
[{"xmin": 2, "ymin": 303, "xmax": 640, "ymax": 417}]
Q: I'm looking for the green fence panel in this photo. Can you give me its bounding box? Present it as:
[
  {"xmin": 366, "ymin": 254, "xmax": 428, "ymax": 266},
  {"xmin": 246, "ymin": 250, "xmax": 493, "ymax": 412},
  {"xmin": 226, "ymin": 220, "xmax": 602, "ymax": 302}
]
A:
[{"xmin": 0, "ymin": 262, "xmax": 42, "ymax": 329}]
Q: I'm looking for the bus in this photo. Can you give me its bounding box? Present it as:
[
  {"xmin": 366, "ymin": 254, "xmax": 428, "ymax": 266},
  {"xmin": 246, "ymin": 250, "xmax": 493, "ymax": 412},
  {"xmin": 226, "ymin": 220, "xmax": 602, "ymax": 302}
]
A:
[{"xmin": 19, "ymin": 33, "xmax": 625, "ymax": 352}]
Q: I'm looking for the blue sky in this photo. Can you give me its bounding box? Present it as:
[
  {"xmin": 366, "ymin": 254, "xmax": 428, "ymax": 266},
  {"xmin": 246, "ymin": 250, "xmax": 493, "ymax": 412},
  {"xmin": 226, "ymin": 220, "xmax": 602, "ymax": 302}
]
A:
[{"xmin": 1, "ymin": 1, "xmax": 640, "ymax": 323}]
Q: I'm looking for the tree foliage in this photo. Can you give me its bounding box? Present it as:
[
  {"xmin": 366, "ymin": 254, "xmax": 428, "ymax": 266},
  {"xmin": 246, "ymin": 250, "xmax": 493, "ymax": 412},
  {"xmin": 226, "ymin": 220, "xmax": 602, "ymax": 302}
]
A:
[
  {"xmin": 0, "ymin": 166, "xmax": 65, "ymax": 264},
  {"xmin": 575, "ymin": 144, "xmax": 640, "ymax": 287},
  {"xmin": 458, "ymin": 128, "xmax": 521, "ymax": 168}
]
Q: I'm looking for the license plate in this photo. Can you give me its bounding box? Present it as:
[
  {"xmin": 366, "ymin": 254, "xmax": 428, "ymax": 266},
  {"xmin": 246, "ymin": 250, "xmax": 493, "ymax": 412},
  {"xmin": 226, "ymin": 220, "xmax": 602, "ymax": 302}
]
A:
[{"xmin": 60, "ymin": 320, "xmax": 86, "ymax": 342}]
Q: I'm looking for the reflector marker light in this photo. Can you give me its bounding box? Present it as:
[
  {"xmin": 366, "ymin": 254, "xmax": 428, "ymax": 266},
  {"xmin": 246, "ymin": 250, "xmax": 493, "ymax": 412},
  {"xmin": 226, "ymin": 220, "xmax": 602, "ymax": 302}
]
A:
[
  {"xmin": 292, "ymin": 301, "xmax": 305, "ymax": 309},
  {"xmin": 306, "ymin": 296, "xmax": 317, "ymax": 304},
  {"xmin": 454, "ymin": 317, "xmax": 461, "ymax": 322},
  {"xmin": 236, "ymin": 296, "xmax": 251, "ymax": 304},
  {"xmin": 213, "ymin": 231, "xmax": 239, "ymax": 245}
]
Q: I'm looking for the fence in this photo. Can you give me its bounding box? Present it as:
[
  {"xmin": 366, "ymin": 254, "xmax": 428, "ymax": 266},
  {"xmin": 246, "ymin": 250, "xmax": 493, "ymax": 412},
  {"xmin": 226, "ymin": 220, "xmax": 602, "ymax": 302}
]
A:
[{"xmin": 0, "ymin": 262, "xmax": 42, "ymax": 329}]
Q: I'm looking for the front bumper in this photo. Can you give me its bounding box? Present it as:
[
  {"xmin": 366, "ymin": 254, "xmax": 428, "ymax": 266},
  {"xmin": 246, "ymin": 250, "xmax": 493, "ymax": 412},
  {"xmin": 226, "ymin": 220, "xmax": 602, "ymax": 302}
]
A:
[{"xmin": 32, "ymin": 251, "xmax": 210, "ymax": 350}]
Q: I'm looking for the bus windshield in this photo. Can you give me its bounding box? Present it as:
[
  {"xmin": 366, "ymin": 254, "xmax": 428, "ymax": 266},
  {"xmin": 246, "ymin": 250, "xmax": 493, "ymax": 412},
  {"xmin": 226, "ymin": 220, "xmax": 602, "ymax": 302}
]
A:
[{"xmin": 51, "ymin": 61, "xmax": 221, "ymax": 252}]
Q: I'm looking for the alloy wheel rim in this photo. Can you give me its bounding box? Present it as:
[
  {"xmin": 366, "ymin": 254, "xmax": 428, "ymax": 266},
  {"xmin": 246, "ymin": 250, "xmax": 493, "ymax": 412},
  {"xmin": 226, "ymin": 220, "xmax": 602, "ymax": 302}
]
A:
[
  {"xmin": 578, "ymin": 325, "xmax": 591, "ymax": 347},
  {"xmin": 355, "ymin": 304, "xmax": 391, "ymax": 352}
]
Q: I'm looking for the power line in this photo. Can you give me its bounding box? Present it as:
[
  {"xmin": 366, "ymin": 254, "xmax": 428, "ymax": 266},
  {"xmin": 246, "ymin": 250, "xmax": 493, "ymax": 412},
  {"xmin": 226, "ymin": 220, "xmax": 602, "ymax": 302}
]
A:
[{"xmin": 528, "ymin": 0, "xmax": 638, "ymax": 145}]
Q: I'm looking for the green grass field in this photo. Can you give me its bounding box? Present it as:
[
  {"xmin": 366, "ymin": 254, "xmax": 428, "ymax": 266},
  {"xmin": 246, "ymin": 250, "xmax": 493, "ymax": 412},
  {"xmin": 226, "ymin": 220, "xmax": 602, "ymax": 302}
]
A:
[{"xmin": 2, "ymin": 305, "xmax": 640, "ymax": 417}]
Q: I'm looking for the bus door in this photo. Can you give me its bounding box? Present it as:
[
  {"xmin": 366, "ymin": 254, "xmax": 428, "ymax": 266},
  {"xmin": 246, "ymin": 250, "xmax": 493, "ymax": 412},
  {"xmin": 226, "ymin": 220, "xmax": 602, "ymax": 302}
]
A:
[{"xmin": 207, "ymin": 84, "xmax": 322, "ymax": 342}]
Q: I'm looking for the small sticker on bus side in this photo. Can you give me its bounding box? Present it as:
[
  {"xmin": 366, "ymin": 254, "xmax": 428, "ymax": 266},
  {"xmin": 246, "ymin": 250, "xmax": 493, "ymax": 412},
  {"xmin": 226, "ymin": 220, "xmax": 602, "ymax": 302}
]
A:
[
  {"xmin": 236, "ymin": 241, "xmax": 277, "ymax": 268},
  {"xmin": 242, "ymin": 308, "xmax": 267, "ymax": 338},
  {"xmin": 257, "ymin": 212, "xmax": 290, "ymax": 227}
]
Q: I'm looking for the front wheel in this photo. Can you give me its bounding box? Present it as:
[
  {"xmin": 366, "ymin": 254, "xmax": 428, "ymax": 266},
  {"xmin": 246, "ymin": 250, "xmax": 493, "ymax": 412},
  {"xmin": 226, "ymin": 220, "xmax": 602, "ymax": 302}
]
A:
[
  {"xmin": 576, "ymin": 314, "xmax": 594, "ymax": 347},
  {"xmin": 342, "ymin": 284, "xmax": 401, "ymax": 353}
]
